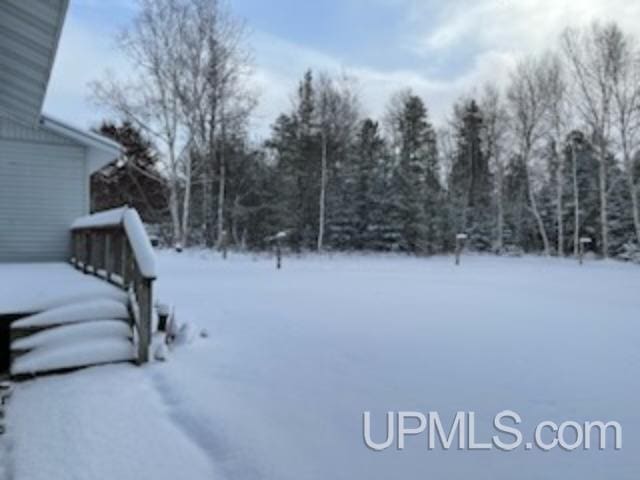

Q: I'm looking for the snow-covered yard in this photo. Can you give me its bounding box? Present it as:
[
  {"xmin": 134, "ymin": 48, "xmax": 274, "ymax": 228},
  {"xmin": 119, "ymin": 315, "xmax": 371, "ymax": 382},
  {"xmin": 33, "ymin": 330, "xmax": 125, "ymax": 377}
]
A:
[{"xmin": 3, "ymin": 252, "xmax": 640, "ymax": 479}]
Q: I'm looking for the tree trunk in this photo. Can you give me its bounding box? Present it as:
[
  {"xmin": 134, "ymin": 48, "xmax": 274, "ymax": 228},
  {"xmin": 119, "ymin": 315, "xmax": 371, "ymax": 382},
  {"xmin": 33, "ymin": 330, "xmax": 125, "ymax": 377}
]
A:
[
  {"xmin": 496, "ymin": 158, "xmax": 504, "ymax": 252},
  {"xmin": 203, "ymin": 163, "xmax": 215, "ymax": 248},
  {"xmin": 317, "ymin": 131, "xmax": 328, "ymax": 251},
  {"xmin": 180, "ymin": 155, "xmax": 192, "ymax": 248},
  {"xmin": 169, "ymin": 178, "xmax": 181, "ymax": 248},
  {"xmin": 217, "ymin": 113, "xmax": 227, "ymax": 249},
  {"xmin": 623, "ymin": 152, "xmax": 640, "ymax": 244},
  {"xmin": 524, "ymin": 152, "xmax": 550, "ymax": 255},
  {"xmin": 628, "ymin": 170, "xmax": 640, "ymax": 245},
  {"xmin": 217, "ymin": 156, "xmax": 226, "ymax": 248},
  {"xmin": 168, "ymin": 146, "xmax": 182, "ymax": 248},
  {"xmin": 555, "ymin": 144, "xmax": 564, "ymax": 256},
  {"xmin": 571, "ymin": 143, "xmax": 580, "ymax": 257},
  {"xmin": 598, "ymin": 140, "xmax": 609, "ymax": 258}
]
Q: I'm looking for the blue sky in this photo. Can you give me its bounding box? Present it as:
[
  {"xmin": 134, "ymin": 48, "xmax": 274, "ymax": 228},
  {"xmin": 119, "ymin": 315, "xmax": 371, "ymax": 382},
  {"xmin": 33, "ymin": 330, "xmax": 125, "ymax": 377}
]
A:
[{"xmin": 44, "ymin": 0, "xmax": 640, "ymax": 139}]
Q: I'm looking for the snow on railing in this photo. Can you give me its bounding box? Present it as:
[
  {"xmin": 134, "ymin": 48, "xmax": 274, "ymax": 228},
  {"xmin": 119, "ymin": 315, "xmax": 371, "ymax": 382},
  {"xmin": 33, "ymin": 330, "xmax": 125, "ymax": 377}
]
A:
[
  {"xmin": 123, "ymin": 209, "xmax": 157, "ymax": 279},
  {"xmin": 70, "ymin": 207, "xmax": 127, "ymax": 230},
  {"xmin": 70, "ymin": 207, "xmax": 156, "ymax": 363}
]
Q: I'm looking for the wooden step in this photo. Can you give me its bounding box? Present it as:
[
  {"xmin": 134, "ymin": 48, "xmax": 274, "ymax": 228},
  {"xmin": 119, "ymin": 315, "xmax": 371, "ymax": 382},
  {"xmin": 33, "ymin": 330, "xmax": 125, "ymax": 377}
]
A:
[{"xmin": 11, "ymin": 336, "xmax": 136, "ymax": 379}]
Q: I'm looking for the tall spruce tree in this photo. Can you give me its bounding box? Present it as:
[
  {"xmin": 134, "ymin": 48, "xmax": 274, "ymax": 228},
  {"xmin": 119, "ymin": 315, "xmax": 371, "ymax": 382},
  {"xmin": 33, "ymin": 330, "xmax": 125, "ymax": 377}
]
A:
[
  {"xmin": 389, "ymin": 92, "xmax": 442, "ymax": 253},
  {"xmin": 448, "ymin": 99, "xmax": 494, "ymax": 250}
]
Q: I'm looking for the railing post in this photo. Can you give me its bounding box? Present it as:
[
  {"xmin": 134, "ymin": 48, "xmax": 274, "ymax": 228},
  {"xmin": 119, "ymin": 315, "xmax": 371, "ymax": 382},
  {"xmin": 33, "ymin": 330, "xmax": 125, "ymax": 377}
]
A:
[
  {"xmin": 137, "ymin": 277, "xmax": 153, "ymax": 364},
  {"xmin": 104, "ymin": 232, "xmax": 112, "ymax": 282},
  {"xmin": 91, "ymin": 231, "xmax": 100, "ymax": 276},
  {"xmin": 121, "ymin": 236, "xmax": 130, "ymax": 288},
  {"xmin": 84, "ymin": 232, "xmax": 91, "ymax": 274},
  {"xmin": 71, "ymin": 231, "xmax": 78, "ymax": 267}
]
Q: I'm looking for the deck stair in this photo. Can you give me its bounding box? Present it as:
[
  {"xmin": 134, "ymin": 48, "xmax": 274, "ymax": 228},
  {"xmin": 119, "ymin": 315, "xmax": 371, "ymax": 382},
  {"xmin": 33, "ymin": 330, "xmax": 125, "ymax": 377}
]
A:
[{"xmin": 10, "ymin": 296, "xmax": 137, "ymax": 379}]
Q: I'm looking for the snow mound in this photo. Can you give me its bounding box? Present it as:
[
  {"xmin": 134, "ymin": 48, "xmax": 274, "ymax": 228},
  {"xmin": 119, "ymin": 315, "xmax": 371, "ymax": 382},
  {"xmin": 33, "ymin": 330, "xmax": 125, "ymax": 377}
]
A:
[
  {"xmin": 13, "ymin": 299, "xmax": 129, "ymax": 329},
  {"xmin": 12, "ymin": 338, "xmax": 136, "ymax": 375},
  {"xmin": 12, "ymin": 321, "xmax": 132, "ymax": 352},
  {"xmin": 38, "ymin": 290, "xmax": 128, "ymax": 311}
]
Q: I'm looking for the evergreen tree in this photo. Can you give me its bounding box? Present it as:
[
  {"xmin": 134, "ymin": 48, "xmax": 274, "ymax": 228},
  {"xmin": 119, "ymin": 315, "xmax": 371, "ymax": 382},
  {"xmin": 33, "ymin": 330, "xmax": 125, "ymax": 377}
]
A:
[
  {"xmin": 327, "ymin": 119, "xmax": 388, "ymax": 249},
  {"xmin": 389, "ymin": 92, "xmax": 442, "ymax": 253},
  {"xmin": 448, "ymin": 99, "xmax": 494, "ymax": 250},
  {"xmin": 266, "ymin": 72, "xmax": 322, "ymax": 250},
  {"xmin": 503, "ymin": 154, "xmax": 537, "ymax": 251},
  {"xmin": 92, "ymin": 121, "xmax": 167, "ymax": 223}
]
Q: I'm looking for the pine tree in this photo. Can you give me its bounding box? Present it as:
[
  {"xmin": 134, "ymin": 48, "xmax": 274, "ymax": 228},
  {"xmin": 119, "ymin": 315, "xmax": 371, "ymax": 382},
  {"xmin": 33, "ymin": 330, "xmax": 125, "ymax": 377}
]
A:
[
  {"xmin": 389, "ymin": 93, "xmax": 442, "ymax": 253},
  {"xmin": 448, "ymin": 99, "xmax": 494, "ymax": 251},
  {"xmin": 92, "ymin": 121, "xmax": 167, "ymax": 223},
  {"xmin": 266, "ymin": 72, "xmax": 322, "ymax": 250},
  {"xmin": 330, "ymin": 119, "xmax": 388, "ymax": 249},
  {"xmin": 503, "ymin": 154, "xmax": 537, "ymax": 251}
]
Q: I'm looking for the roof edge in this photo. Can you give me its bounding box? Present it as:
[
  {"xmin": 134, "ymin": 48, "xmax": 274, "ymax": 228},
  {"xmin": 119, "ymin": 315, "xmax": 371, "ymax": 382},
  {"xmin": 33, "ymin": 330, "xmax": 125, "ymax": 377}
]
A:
[
  {"xmin": 34, "ymin": 0, "xmax": 71, "ymax": 123},
  {"xmin": 40, "ymin": 114, "xmax": 123, "ymax": 173},
  {"xmin": 40, "ymin": 114, "xmax": 123, "ymax": 156}
]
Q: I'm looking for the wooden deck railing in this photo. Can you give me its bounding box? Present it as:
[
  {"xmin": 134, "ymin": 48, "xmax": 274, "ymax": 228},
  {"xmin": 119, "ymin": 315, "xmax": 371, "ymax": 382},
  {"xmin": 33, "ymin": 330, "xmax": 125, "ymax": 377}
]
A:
[{"xmin": 70, "ymin": 207, "xmax": 157, "ymax": 364}]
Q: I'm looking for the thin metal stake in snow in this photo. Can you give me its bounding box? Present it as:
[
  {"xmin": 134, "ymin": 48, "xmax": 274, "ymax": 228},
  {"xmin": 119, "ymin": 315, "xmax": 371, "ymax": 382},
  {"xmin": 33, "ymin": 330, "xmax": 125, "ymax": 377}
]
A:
[
  {"xmin": 266, "ymin": 231, "xmax": 288, "ymax": 270},
  {"xmin": 579, "ymin": 237, "xmax": 593, "ymax": 265},
  {"xmin": 455, "ymin": 234, "xmax": 468, "ymax": 266}
]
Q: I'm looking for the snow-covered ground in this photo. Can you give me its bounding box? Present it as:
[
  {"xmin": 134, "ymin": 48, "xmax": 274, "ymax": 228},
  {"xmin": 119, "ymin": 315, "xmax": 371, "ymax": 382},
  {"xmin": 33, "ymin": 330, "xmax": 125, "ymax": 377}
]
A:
[{"xmin": 3, "ymin": 252, "xmax": 640, "ymax": 479}]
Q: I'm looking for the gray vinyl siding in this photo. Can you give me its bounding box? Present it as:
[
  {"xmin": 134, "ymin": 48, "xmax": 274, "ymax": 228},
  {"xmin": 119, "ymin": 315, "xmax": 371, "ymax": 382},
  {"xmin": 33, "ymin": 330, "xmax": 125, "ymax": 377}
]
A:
[
  {"xmin": 0, "ymin": 117, "xmax": 88, "ymax": 262},
  {"xmin": 0, "ymin": 0, "xmax": 69, "ymax": 123}
]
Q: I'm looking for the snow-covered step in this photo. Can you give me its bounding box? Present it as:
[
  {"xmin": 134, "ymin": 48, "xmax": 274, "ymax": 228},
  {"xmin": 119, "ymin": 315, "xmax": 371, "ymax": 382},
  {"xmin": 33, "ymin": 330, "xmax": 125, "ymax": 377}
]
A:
[
  {"xmin": 11, "ymin": 338, "xmax": 136, "ymax": 377},
  {"xmin": 12, "ymin": 320, "xmax": 132, "ymax": 355},
  {"xmin": 37, "ymin": 290, "xmax": 129, "ymax": 312},
  {"xmin": 12, "ymin": 299, "xmax": 129, "ymax": 331},
  {"xmin": 9, "ymin": 296, "xmax": 136, "ymax": 379}
]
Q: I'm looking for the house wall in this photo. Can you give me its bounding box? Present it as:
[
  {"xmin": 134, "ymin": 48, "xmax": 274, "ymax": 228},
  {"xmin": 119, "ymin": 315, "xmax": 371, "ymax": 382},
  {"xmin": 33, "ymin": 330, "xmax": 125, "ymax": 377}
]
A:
[{"xmin": 0, "ymin": 116, "xmax": 88, "ymax": 262}]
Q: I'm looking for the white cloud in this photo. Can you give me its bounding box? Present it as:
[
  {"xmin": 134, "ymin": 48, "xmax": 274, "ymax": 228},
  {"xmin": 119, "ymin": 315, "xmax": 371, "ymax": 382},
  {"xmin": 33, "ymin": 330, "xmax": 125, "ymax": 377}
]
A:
[
  {"xmin": 44, "ymin": 0, "xmax": 640, "ymax": 141},
  {"xmin": 417, "ymin": 0, "xmax": 640, "ymax": 53},
  {"xmin": 249, "ymin": 31, "xmax": 517, "ymax": 135}
]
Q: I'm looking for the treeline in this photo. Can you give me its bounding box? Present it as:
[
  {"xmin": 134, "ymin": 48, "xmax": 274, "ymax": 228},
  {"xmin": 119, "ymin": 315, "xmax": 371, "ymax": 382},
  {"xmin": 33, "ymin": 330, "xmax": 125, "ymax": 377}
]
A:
[{"xmin": 92, "ymin": 0, "xmax": 640, "ymax": 260}]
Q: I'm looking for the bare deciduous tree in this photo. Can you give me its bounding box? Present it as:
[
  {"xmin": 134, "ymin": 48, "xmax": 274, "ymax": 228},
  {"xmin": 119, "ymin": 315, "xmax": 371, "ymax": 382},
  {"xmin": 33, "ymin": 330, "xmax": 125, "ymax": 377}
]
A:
[
  {"xmin": 480, "ymin": 84, "xmax": 509, "ymax": 252},
  {"xmin": 173, "ymin": 0, "xmax": 254, "ymax": 249},
  {"xmin": 543, "ymin": 54, "xmax": 570, "ymax": 256},
  {"xmin": 93, "ymin": 0, "xmax": 253, "ymax": 249},
  {"xmin": 93, "ymin": 0, "xmax": 190, "ymax": 248},
  {"xmin": 609, "ymin": 28, "xmax": 640, "ymax": 245},
  {"xmin": 507, "ymin": 56, "xmax": 553, "ymax": 256},
  {"xmin": 562, "ymin": 23, "xmax": 620, "ymax": 257}
]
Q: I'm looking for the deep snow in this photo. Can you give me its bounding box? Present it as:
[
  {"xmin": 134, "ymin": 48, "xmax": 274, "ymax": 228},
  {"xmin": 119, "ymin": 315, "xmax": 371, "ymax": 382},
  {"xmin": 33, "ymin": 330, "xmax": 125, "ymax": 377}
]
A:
[
  {"xmin": 3, "ymin": 252, "xmax": 640, "ymax": 479},
  {"xmin": 0, "ymin": 263, "xmax": 125, "ymax": 315}
]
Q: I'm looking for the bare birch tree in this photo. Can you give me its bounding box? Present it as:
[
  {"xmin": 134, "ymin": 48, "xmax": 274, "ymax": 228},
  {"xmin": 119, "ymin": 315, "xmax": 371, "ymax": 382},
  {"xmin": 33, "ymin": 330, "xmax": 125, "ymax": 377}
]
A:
[
  {"xmin": 92, "ymin": 0, "xmax": 195, "ymax": 248},
  {"xmin": 543, "ymin": 54, "xmax": 570, "ymax": 256},
  {"xmin": 480, "ymin": 84, "xmax": 509, "ymax": 252},
  {"xmin": 567, "ymin": 130, "xmax": 584, "ymax": 255},
  {"xmin": 562, "ymin": 23, "xmax": 619, "ymax": 257},
  {"xmin": 92, "ymin": 0, "xmax": 192, "ymax": 248},
  {"xmin": 609, "ymin": 27, "xmax": 640, "ymax": 245},
  {"xmin": 171, "ymin": 0, "xmax": 254, "ymax": 249},
  {"xmin": 507, "ymin": 56, "xmax": 553, "ymax": 255},
  {"xmin": 93, "ymin": 0, "xmax": 253, "ymax": 250}
]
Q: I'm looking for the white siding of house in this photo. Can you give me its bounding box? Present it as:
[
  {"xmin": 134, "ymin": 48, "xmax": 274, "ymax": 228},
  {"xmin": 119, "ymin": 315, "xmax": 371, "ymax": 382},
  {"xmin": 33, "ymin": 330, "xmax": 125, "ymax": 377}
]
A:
[{"xmin": 0, "ymin": 116, "xmax": 88, "ymax": 262}]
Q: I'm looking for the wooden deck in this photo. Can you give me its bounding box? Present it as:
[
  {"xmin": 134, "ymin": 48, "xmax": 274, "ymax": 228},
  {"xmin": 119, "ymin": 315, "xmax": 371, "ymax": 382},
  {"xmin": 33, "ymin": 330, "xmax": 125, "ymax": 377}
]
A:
[
  {"xmin": 0, "ymin": 263, "xmax": 123, "ymax": 317},
  {"xmin": 0, "ymin": 207, "xmax": 158, "ymax": 376}
]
